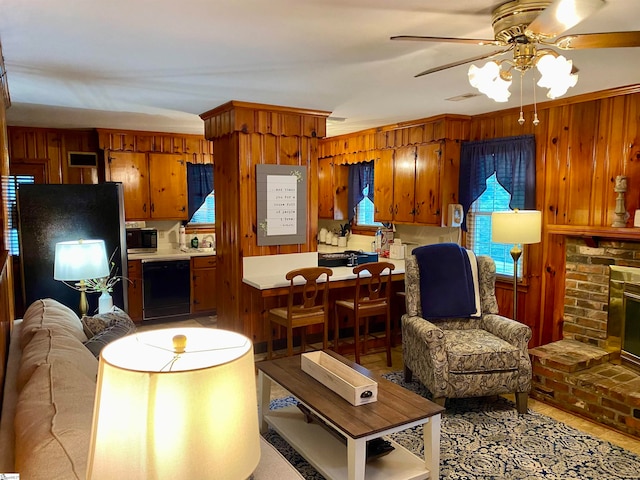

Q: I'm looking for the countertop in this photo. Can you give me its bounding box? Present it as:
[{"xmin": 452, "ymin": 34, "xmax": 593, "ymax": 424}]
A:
[
  {"xmin": 242, "ymin": 251, "xmax": 405, "ymax": 290},
  {"xmin": 128, "ymin": 248, "xmax": 216, "ymax": 262}
]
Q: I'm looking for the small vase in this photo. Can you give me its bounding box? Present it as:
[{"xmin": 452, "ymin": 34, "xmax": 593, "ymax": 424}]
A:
[{"xmin": 98, "ymin": 292, "xmax": 113, "ymax": 314}]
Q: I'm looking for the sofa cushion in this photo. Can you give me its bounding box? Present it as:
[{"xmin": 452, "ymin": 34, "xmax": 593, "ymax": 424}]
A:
[
  {"xmin": 81, "ymin": 306, "xmax": 131, "ymax": 337},
  {"xmin": 443, "ymin": 329, "xmax": 520, "ymax": 373},
  {"xmin": 17, "ymin": 327, "xmax": 99, "ymax": 392},
  {"xmin": 83, "ymin": 312, "xmax": 136, "ymax": 358},
  {"xmin": 20, "ymin": 298, "xmax": 87, "ymax": 349},
  {"xmin": 14, "ymin": 362, "xmax": 95, "ymax": 479}
]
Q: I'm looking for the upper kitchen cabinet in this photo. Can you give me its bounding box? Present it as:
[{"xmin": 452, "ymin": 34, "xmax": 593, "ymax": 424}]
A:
[
  {"xmin": 374, "ymin": 143, "xmax": 442, "ymax": 225},
  {"xmin": 107, "ymin": 151, "xmax": 187, "ymax": 220}
]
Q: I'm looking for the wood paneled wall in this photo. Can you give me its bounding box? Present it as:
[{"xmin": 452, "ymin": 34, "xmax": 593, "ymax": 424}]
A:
[
  {"xmin": 0, "ymin": 71, "xmax": 14, "ymax": 411},
  {"xmin": 8, "ymin": 126, "xmax": 100, "ymax": 184},
  {"xmin": 201, "ymin": 101, "xmax": 329, "ymax": 340},
  {"xmin": 469, "ymin": 85, "xmax": 640, "ymax": 345}
]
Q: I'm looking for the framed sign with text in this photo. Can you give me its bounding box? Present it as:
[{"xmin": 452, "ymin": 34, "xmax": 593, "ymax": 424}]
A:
[{"xmin": 256, "ymin": 164, "xmax": 307, "ymax": 246}]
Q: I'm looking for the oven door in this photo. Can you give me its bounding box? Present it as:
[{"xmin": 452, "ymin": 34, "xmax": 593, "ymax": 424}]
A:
[{"xmin": 142, "ymin": 259, "xmax": 191, "ymax": 320}]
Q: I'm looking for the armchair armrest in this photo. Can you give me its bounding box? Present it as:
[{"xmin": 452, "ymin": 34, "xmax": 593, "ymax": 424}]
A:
[
  {"xmin": 481, "ymin": 314, "xmax": 532, "ymax": 351},
  {"xmin": 401, "ymin": 314, "xmax": 445, "ymax": 346}
]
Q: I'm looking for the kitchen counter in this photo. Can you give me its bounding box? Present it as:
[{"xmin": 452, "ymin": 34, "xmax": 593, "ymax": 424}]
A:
[
  {"xmin": 128, "ymin": 248, "xmax": 216, "ymax": 262},
  {"xmin": 243, "ymin": 252, "xmax": 404, "ymax": 290}
]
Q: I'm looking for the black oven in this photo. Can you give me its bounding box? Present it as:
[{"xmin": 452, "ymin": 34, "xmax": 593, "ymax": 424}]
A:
[
  {"xmin": 142, "ymin": 259, "xmax": 191, "ymax": 320},
  {"xmin": 126, "ymin": 228, "xmax": 158, "ymax": 252}
]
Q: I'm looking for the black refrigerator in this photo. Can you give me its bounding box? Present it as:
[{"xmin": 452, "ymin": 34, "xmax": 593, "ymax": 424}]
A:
[{"xmin": 17, "ymin": 183, "xmax": 128, "ymax": 316}]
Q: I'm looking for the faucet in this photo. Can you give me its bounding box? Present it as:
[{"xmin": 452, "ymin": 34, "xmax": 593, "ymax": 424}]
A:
[{"xmin": 201, "ymin": 234, "xmax": 215, "ymax": 249}]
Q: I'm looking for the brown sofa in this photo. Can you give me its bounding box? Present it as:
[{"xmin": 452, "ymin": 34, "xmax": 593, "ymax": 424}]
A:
[{"xmin": 0, "ymin": 298, "xmax": 302, "ymax": 479}]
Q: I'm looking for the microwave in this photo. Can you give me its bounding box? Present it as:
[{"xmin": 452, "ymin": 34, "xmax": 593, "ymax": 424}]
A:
[{"xmin": 126, "ymin": 228, "xmax": 158, "ymax": 252}]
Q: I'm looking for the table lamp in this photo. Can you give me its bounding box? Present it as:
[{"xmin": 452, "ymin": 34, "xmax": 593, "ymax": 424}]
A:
[
  {"xmin": 491, "ymin": 209, "xmax": 542, "ymax": 321},
  {"xmin": 86, "ymin": 327, "xmax": 261, "ymax": 480},
  {"xmin": 54, "ymin": 239, "xmax": 109, "ymax": 316}
]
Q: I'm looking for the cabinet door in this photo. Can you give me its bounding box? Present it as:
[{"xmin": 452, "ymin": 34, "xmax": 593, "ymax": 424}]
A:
[
  {"xmin": 393, "ymin": 146, "xmax": 417, "ymax": 224},
  {"xmin": 374, "ymin": 149, "xmax": 394, "ymax": 223},
  {"xmin": 127, "ymin": 260, "xmax": 143, "ymax": 322},
  {"xmin": 414, "ymin": 143, "xmax": 442, "ymax": 225},
  {"xmin": 191, "ymin": 256, "xmax": 217, "ymax": 313},
  {"xmin": 107, "ymin": 151, "xmax": 149, "ymax": 220},
  {"xmin": 148, "ymin": 153, "xmax": 188, "ymax": 220},
  {"xmin": 333, "ymin": 163, "xmax": 349, "ymax": 221}
]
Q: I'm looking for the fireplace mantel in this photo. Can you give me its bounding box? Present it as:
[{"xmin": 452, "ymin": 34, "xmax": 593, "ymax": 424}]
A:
[{"xmin": 547, "ymin": 224, "xmax": 640, "ymax": 246}]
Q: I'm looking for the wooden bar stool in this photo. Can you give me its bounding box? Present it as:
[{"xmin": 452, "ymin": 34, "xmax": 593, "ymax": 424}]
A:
[
  {"xmin": 267, "ymin": 267, "xmax": 333, "ymax": 359},
  {"xmin": 334, "ymin": 261, "xmax": 395, "ymax": 367}
]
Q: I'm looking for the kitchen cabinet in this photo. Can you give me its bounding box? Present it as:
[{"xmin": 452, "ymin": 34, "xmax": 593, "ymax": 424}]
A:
[
  {"xmin": 318, "ymin": 157, "xmax": 349, "ymax": 220},
  {"xmin": 374, "ymin": 143, "xmax": 443, "ymax": 225},
  {"xmin": 107, "ymin": 151, "xmax": 187, "ymax": 221},
  {"xmin": 191, "ymin": 255, "xmax": 217, "ymax": 314},
  {"xmin": 127, "ymin": 260, "xmax": 143, "ymax": 322}
]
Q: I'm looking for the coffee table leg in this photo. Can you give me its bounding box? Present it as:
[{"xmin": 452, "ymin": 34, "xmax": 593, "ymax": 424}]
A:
[
  {"xmin": 257, "ymin": 371, "xmax": 272, "ymax": 434},
  {"xmin": 346, "ymin": 437, "xmax": 366, "ymax": 480},
  {"xmin": 423, "ymin": 414, "xmax": 441, "ymax": 479}
]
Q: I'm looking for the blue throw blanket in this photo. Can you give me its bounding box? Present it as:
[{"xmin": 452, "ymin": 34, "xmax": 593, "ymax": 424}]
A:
[{"xmin": 413, "ymin": 243, "xmax": 477, "ymax": 318}]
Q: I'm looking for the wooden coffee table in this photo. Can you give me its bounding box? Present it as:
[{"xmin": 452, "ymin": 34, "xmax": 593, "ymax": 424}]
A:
[{"xmin": 257, "ymin": 350, "xmax": 444, "ymax": 480}]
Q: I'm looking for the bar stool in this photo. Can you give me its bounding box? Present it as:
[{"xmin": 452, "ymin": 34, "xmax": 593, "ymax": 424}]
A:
[
  {"xmin": 334, "ymin": 261, "xmax": 395, "ymax": 367},
  {"xmin": 267, "ymin": 267, "xmax": 333, "ymax": 359}
]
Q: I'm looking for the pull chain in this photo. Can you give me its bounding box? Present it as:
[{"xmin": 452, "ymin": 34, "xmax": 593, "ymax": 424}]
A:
[
  {"xmin": 532, "ymin": 73, "xmax": 540, "ymax": 126},
  {"xmin": 518, "ymin": 72, "xmax": 525, "ymax": 125}
]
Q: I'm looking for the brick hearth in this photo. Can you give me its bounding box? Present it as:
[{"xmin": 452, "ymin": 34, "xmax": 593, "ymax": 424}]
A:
[{"xmin": 529, "ymin": 237, "xmax": 640, "ymax": 438}]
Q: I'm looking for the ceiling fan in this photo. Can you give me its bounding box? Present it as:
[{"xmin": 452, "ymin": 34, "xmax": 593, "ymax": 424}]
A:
[{"xmin": 391, "ymin": 0, "xmax": 640, "ymax": 79}]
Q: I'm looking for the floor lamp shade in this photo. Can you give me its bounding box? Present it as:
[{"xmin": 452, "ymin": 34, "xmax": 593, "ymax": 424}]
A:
[
  {"xmin": 491, "ymin": 210, "xmax": 542, "ymax": 245},
  {"xmin": 86, "ymin": 328, "xmax": 261, "ymax": 480}
]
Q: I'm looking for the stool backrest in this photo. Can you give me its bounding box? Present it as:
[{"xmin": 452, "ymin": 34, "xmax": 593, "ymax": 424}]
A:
[
  {"xmin": 285, "ymin": 267, "xmax": 333, "ymax": 317},
  {"xmin": 352, "ymin": 261, "xmax": 395, "ymax": 312}
]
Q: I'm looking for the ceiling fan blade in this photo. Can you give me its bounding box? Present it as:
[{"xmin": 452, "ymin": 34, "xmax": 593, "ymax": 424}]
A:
[
  {"xmin": 391, "ymin": 35, "xmax": 504, "ymax": 47},
  {"xmin": 526, "ymin": 0, "xmax": 605, "ymax": 39},
  {"xmin": 414, "ymin": 48, "xmax": 511, "ymax": 78},
  {"xmin": 550, "ymin": 31, "xmax": 640, "ymax": 49}
]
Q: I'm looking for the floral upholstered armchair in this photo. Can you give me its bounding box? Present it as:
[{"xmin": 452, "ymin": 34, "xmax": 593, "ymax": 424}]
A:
[{"xmin": 401, "ymin": 249, "xmax": 532, "ymax": 414}]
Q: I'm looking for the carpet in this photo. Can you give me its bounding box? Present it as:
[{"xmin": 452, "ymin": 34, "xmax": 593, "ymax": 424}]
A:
[{"xmin": 263, "ymin": 371, "xmax": 640, "ymax": 480}]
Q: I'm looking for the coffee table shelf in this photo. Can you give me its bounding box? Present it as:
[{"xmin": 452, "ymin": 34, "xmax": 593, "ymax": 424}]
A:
[{"xmin": 264, "ymin": 405, "xmax": 429, "ymax": 480}]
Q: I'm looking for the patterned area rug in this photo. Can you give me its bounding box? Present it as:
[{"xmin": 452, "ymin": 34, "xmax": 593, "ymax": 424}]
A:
[{"xmin": 264, "ymin": 371, "xmax": 640, "ymax": 480}]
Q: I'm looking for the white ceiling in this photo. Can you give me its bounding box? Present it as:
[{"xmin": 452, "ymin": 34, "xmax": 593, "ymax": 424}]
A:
[{"xmin": 1, "ymin": 0, "xmax": 639, "ymax": 137}]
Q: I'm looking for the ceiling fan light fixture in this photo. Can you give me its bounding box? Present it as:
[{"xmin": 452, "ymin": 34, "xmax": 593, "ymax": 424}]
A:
[
  {"xmin": 536, "ymin": 53, "xmax": 578, "ymax": 98},
  {"xmin": 468, "ymin": 62, "xmax": 512, "ymax": 102}
]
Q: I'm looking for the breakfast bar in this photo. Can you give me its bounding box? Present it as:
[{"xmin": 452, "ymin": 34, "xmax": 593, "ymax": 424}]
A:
[{"xmin": 242, "ymin": 251, "xmax": 406, "ymax": 347}]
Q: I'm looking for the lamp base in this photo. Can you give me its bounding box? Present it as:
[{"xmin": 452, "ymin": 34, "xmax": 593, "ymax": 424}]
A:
[{"xmin": 510, "ymin": 245, "xmax": 522, "ymax": 322}]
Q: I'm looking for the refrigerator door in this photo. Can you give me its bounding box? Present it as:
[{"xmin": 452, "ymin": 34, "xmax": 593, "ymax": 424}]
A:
[{"xmin": 17, "ymin": 183, "xmax": 128, "ymax": 316}]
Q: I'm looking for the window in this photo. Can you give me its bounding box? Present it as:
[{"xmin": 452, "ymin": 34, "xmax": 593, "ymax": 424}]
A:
[
  {"xmin": 189, "ymin": 191, "xmax": 215, "ymax": 225},
  {"xmin": 3, "ymin": 175, "xmax": 35, "ymax": 255},
  {"xmin": 355, "ymin": 184, "xmax": 382, "ymax": 227},
  {"xmin": 466, "ymin": 173, "xmax": 520, "ymax": 277}
]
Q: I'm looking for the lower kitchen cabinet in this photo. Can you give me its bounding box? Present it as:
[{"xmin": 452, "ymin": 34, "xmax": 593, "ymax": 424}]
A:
[
  {"xmin": 127, "ymin": 260, "xmax": 143, "ymax": 322},
  {"xmin": 191, "ymin": 256, "xmax": 217, "ymax": 314}
]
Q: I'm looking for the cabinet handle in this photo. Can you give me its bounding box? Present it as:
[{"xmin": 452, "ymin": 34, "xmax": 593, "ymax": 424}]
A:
[
  {"xmin": 143, "ymin": 203, "xmax": 147, "ymax": 213},
  {"xmin": 388, "ymin": 205, "xmax": 393, "ymax": 214},
  {"xmin": 394, "ymin": 205, "xmax": 398, "ymax": 215},
  {"xmin": 151, "ymin": 203, "xmax": 155, "ymax": 213},
  {"xmin": 415, "ymin": 204, "xmax": 421, "ymax": 215}
]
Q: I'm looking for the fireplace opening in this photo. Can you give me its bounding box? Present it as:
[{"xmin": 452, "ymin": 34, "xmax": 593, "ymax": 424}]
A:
[{"xmin": 608, "ymin": 266, "xmax": 640, "ymax": 373}]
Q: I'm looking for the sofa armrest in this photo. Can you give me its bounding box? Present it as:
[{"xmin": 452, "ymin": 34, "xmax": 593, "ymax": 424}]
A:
[{"xmin": 481, "ymin": 314, "xmax": 532, "ymax": 351}]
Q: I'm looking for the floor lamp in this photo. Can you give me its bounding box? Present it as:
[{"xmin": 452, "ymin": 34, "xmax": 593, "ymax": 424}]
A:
[{"xmin": 491, "ymin": 209, "xmax": 541, "ymax": 321}]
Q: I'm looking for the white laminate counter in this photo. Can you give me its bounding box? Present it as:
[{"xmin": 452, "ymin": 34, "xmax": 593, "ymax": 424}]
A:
[
  {"xmin": 128, "ymin": 248, "xmax": 216, "ymax": 262},
  {"xmin": 242, "ymin": 252, "xmax": 405, "ymax": 290}
]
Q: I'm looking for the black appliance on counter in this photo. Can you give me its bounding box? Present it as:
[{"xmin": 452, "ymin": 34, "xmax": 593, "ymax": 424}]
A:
[
  {"xmin": 126, "ymin": 227, "xmax": 158, "ymax": 253},
  {"xmin": 17, "ymin": 183, "xmax": 128, "ymax": 314},
  {"xmin": 318, "ymin": 251, "xmax": 379, "ymax": 268},
  {"xmin": 142, "ymin": 259, "xmax": 191, "ymax": 320}
]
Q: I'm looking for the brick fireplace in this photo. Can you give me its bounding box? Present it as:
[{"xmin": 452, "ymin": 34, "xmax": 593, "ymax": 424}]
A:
[{"xmin": 529, "ymin": 237, "xmax": 640, "ymax": 437}]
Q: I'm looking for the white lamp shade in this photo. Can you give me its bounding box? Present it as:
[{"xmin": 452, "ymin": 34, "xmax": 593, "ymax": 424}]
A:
[
  {"xmin": 492, "ymin": 210, "xmax": 542, "ymax": 244},
  {"xmin": 54, "ymin": 239, "xmax": 109, "ymax": 281},
  {"xmin": 86, "ymin": 328, "xmax": 261, "ymax": 480}
]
